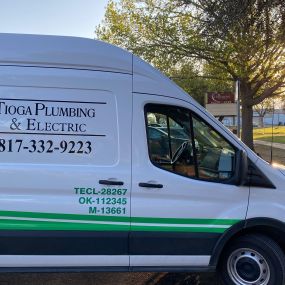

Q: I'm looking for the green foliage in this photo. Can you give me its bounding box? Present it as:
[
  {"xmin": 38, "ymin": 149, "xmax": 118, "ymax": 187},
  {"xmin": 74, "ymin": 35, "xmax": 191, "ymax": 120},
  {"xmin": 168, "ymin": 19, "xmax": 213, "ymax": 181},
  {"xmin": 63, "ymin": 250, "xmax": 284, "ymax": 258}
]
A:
[
  {"xmin": 96, "ymin": 0, "xmax": 191, "ymax": 72},
  {"xmin": 95, "ymin": 0, "xmax": 234, "ymax": 103},
  {"xmin": 170, "ymin": 64, "xmax": 233, "ymax": 105},
  {"xmin": 95, "ymin": 0, "xmax": 285, "ymax": 147},
  {"xmin": 202, "ymin": 64, "xmax": 233, "ymax": 93},
  {"xmin": 96, "ymin": 0, "xmax": 285, "ymax": 104},
  {"xmin": 170, "ymin": 65, "xmax": 209, "ymax": 106}
]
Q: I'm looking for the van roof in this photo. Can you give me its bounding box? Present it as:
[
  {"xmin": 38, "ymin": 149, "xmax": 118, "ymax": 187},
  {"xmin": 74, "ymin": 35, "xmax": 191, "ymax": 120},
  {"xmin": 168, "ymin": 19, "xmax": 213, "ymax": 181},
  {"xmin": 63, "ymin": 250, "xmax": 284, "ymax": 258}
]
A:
[
  {"xmin": 0, "ymin": 33, "xmax": 203, "ymax": 109},
  {"xmin": 0, "ymin": 34, "xmax": 202, "ymax": 101},
  {"xmin": 0, "ymin": 33, "xmax": 132, "ymax": 73},
  {"xmin": 0, "ymin": 34, "xmax": 251, "ymax": 157},
  {"xmin": 0, "ymin": 33, "xmax": 193, "ymax": 101}
]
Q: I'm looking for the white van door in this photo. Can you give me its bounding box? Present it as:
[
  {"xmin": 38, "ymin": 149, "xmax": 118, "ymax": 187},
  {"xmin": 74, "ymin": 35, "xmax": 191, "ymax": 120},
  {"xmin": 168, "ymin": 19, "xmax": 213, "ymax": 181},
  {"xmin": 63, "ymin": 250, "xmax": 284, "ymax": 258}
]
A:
[
  {"xmin": 0, "ymin": 66, "xmax": 131, "ymax": 268},
  {"xmin": 130, "ymin": 93, "xmax": 249, "ymax": 268}
]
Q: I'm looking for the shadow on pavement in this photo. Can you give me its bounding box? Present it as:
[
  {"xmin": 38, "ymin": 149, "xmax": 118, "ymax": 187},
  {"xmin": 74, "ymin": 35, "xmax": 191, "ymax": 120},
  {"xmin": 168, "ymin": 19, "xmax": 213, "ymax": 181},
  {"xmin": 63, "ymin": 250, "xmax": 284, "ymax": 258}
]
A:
[{"xmin": 0, "ymin": 272, "xmax": 219, "ymax": 285}]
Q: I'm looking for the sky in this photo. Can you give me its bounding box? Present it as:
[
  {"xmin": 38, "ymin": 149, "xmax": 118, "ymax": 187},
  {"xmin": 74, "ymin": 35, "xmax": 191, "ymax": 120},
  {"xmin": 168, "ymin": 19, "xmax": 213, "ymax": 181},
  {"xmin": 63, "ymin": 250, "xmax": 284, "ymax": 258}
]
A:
[{"xmin": 0, "ymin": 0, "xmax": 111, "ymax": 39}]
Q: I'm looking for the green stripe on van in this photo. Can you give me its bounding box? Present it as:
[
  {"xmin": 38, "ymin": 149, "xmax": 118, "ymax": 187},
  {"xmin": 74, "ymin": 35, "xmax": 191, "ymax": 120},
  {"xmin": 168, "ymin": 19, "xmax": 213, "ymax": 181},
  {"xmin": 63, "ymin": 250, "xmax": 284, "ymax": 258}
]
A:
[
  {"xmin": 0, "ymin": 219, "xmax": 129, "ymax": 231},
  {"xmin": 131, "ymin": 225, "xmax": 226, "ymax": 233},
  {"xmin": 0, "ymin": 219, "xmax": 226, "ymax": 233},
  {"xmin": 0, "ymin": 210, "xmax": 129, "ymax": 223},
  {"xmin": 131, "ymin": 217, "xmax": 239, "ymax": 225},
  {"xmin": 0, "ymin": 210, "xmax": 240, "ymax": 233},
  {"xmin": 0, "ymin": 210, "xmax": 239, "ymax": 226}
]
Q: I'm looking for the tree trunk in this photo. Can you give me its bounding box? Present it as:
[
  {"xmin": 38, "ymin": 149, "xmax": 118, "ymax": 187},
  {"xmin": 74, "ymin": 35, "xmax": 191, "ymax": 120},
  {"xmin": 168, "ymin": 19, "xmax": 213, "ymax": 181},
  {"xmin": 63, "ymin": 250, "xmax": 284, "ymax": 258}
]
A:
[
  {"xmin": 240, "ymin": 81, "xmax": 254, "ymax": 150},
  {"xmin": 241, "ymin": 102, "xmax": 254, "ymax": 149},
  {"xmin": 258, "ymin": 116, "xmax": 264, "ymax": 128}
]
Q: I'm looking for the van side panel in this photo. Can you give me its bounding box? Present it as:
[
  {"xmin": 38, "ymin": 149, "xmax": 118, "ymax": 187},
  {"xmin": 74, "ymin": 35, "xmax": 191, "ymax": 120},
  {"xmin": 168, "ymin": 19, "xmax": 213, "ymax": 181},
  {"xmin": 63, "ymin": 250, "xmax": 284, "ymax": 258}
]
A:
[{"xmin": 0, "ymin": 66, "xmax": 132, "ymax": 267}]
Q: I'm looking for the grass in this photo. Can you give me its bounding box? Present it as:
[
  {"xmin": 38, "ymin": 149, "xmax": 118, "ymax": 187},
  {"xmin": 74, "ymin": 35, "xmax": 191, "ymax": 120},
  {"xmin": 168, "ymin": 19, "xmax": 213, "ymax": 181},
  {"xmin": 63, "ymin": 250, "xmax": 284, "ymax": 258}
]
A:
[
  {"xmin": 253, "ymin": 126, "xmax": 285, "ymax": 144},
  {"xmin": 255, "ymin": 136, "xmax": 285, "ymax": 143}
]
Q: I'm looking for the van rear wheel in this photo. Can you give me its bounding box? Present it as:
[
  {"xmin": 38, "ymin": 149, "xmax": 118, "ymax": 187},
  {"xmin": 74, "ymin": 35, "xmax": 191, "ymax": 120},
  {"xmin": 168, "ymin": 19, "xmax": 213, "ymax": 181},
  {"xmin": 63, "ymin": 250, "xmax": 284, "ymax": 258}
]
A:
[{"xmin": 218, "ymin": 234, "xmax": 285, "ymax": 285}]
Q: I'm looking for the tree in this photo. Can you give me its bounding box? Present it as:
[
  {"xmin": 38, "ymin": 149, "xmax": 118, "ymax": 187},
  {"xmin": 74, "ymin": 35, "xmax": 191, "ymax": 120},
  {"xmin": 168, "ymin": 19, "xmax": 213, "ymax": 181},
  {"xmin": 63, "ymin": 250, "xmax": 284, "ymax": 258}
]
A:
[
  {"xmin": 169, "ymin": 64, "xmax": 233, "ymax": 106},
  {"xmin": 96, "ymin": 0, "xmax": 233, "ymax": 105},
  {"xmin": 96, "ymin": 0, "xmax": 285, "ymax": 149},
  {"xmin": 169, "ymin": 65, "xmax": 209, "ymax": 106}
]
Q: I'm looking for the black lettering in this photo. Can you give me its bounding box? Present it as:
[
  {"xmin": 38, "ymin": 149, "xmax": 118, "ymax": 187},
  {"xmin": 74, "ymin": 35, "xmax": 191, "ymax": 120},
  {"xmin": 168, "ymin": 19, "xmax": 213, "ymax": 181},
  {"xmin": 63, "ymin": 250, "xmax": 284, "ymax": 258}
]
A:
[
  {"xmin": 87, "ymin": 109, "xmax": 96, "ymax": 118},
  {"xmin": 17, "ymin": 106, "xmax": 26, "ymax": 115},
  {"xmin": 79, "ymin": 124, "xmax": 86, "ymax": 132},
  {"xmin": 58, "ymin": 108, "xmax": 68, "ymax": 117},
  {"xmin": 8, "ymin": 105, "xmax": 16, "ymax": 115},
  {"xmin": 0, "ymin": 102, "xmax": 5, "ymax": 114},
  {"xmin": 26, "ymin": 118, "xmax": 37, "ymax": 131},
  {"xmin": 67, "ymin": 123, "xmax": 75, "ymax": 132},
  {"xmin": 52, "ymin": 123, "xmax": 60, "ymax": 132},
  {"xmin": 35, "ymin": 103, "xmax": 45, "ymax": 115},
  {"xmin": 45, "ymin": 122, "xmax": 52, "ymax": 131},
  {"xmin": 69, "ymin": 108, "xmax": 76, "ymax": 117}
]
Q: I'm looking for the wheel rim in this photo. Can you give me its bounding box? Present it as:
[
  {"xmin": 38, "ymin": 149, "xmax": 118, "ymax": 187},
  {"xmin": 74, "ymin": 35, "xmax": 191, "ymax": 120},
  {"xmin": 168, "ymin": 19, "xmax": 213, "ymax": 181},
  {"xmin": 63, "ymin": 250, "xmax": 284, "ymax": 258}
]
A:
[{"xmin": 227, "ymin": 248, "xmax": 270, "ymax": 285}]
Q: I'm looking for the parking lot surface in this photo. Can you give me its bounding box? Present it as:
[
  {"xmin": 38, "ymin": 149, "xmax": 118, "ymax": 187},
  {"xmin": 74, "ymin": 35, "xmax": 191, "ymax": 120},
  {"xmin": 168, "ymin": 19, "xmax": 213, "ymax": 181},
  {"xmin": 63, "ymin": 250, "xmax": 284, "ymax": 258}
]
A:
[{"xmin": 0, "ymin": 272, "xmax": 219, "ymax": 285}]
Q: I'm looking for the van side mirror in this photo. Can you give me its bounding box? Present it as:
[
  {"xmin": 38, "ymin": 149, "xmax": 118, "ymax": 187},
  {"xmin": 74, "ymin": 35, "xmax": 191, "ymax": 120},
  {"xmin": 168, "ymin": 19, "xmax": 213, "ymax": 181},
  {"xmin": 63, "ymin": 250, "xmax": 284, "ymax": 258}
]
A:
[{"xmin": 235, "ymin": 150, "xmax": 248, "ymax": 186}]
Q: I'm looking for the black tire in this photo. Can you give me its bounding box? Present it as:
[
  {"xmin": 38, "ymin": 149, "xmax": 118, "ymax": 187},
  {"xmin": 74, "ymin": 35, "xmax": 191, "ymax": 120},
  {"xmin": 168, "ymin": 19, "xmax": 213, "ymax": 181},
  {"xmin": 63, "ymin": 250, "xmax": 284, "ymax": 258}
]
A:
[{"xmin": 218, "ymin": 234, "xmax": 285, "ymax": 285}]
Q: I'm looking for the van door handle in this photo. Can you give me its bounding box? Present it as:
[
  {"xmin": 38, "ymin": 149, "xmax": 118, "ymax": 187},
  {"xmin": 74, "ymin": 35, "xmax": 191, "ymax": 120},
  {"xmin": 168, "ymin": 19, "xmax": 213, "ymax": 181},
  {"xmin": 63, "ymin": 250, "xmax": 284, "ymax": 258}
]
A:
[
  {"xmin": 139, "ymin": 182, "xmax": 163, "ymax": 189},
  {"xmin": 99, "ymin": 180, "xmax": 124, "ymax": 186}
]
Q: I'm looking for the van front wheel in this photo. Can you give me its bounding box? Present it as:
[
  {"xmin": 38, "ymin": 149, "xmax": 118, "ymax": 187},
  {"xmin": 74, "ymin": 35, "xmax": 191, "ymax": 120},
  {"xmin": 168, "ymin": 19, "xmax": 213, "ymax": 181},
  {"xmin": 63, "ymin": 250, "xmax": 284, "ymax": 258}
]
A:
[{"xmin": 218, "ymin": 234, "xmax": 285, "ymax": 285}]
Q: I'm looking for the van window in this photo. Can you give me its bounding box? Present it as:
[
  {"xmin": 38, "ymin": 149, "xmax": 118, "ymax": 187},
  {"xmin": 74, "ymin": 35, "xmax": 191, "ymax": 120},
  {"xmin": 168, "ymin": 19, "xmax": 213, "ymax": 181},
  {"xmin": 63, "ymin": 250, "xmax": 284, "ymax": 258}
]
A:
[
  {"xmin": 145, "ymin": 104, "xmax": 236, "ymax": 183},
  {"xmin": 192, "ymin": 115, "xmax": 235, "ymax": 180},
  {"xmin": 145, "ymin": 105, "xmax": 196, "ymax": 178}
]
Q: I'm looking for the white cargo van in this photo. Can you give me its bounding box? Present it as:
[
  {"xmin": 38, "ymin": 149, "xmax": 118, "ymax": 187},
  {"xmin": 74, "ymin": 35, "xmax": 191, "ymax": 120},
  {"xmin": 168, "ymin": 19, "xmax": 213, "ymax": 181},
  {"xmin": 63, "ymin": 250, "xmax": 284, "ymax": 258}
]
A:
[{"xmin": 0, "ymin": 33, "xmax": 284, "ymax": 285}]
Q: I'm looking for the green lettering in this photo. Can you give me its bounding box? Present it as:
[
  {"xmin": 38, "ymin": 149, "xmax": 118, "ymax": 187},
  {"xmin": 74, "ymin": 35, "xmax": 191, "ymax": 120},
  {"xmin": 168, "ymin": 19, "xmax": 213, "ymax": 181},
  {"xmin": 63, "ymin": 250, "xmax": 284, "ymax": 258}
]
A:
[{"xmin": 89, "ymin": 207, "xmax": 97, "ymax": 214}]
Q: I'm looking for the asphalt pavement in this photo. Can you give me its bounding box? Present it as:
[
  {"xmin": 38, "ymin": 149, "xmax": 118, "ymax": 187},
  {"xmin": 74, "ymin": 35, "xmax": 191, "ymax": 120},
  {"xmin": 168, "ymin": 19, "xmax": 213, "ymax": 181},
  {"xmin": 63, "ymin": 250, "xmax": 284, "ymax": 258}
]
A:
[
  {"xmin": 254, "ymin": 140, "xmax": 285, "ymax": 149},
  {"xmin": 0, "ymin": 272, "xmax": 219, "ymax": 285}
]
